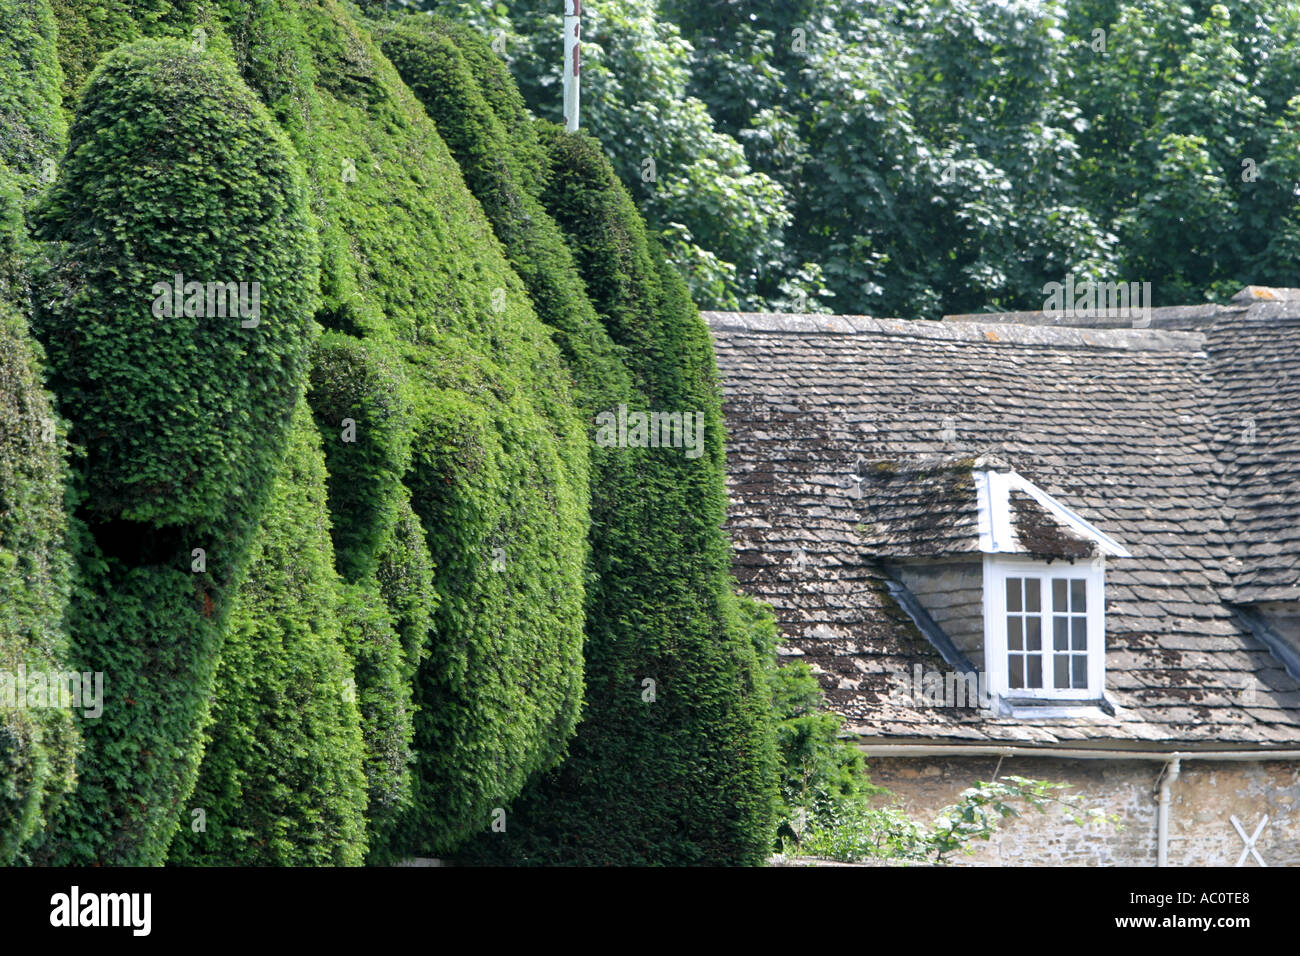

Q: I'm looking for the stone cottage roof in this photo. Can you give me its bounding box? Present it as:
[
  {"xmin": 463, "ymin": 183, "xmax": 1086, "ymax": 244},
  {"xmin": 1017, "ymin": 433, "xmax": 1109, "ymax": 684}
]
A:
[{"xmin": 704, "ymin": 287, "xmax": 1300, "ymax": 748}]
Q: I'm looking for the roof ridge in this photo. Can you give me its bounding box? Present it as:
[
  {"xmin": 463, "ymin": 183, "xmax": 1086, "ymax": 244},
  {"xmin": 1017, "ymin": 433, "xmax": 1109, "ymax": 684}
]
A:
[{"xmin": 702, "ymin": 311, "xmax": 1205, "ymax": 352}]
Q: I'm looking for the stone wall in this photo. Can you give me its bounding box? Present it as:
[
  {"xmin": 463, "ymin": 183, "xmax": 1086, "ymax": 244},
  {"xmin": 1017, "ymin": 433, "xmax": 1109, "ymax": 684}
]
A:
[{"xmin": 864, "ymin": 755, "xmax": 1300, "ymax": 866}]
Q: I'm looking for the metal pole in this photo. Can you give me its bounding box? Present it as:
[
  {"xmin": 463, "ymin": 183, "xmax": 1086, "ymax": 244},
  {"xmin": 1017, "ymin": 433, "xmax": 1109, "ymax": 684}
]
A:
[{"xmin": 563, "ymin": 0, "xmax": 581, "ymax": 131}]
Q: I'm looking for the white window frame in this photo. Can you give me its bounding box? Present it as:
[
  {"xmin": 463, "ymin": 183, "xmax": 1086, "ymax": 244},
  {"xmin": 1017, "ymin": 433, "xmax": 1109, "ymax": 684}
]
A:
[{"xmin": 982, "ymin": 555, "xmax": 1105, "ymax": 702}]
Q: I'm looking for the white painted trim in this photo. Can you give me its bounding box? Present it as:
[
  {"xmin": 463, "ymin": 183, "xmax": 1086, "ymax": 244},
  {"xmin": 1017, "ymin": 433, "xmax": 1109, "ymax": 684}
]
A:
[
  {"xmin": 983, "ymin": 556, "xmax": 1106, "ymax": 703},
  {"xmin": 1000, "ymin": 705, "xmax": 1112, "ymax": 720},
  {"xmin": 852, "ymin": 744, "xmax": 1300, "ymax": 761}
]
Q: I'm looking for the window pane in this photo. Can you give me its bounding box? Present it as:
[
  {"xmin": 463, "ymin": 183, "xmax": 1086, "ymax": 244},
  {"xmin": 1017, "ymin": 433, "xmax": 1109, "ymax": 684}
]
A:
[
  {"xmin": 1071, "ymin": 579, "xmax": 1086, "ymax": 612},
  {"xmin": 1009, "ymin": 656, "xmax": 1023, "ymax": 689},
  {"xmin": 1055, "ymin": 656, "xmax": 1068, "ymax": 688},
  {"xmin": 1053, "ymin": 578, "xmax": 1067, "ymax": 611},
  {"xmin": 1072, "ymin": 617, "xmax": 1087, "ymax": 650},
  {"xmin": 1026, "ymin": 579, "xmax": 1040, "ymax": 612},
  {"xmin": 1007, "ymin": 578, "xmax": 1022, "ymax": 612},
  {"xmin": 1027, "ymin": 657, "xmax": 1042, "ymax": 688},
  {"xmin": 1053, "ymin": 617, "xmax": 1068, "ymax": 650},
  {"xmin": 1008, "ymin": 617, "xmax": 1023, "ymax": 650},
  {"xmin": 1026, "ymin": 617, "xmax": 1041, "ymax": 651},
  {"xmin": 1072, "ymin": 655, "xmax": 1087, "ymax": 688}
]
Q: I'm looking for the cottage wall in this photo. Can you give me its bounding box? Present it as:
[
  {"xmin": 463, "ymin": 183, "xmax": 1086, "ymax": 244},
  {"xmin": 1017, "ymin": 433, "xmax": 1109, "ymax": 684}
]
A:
[{"xmin": 863, "ymin": 755, "xmax": 1300, "ymax": 866}]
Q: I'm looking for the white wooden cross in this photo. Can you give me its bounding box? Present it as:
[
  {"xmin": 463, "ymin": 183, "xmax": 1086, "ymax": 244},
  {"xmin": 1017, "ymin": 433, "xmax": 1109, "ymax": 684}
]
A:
[{"xmin": 1229, "ymin": 814, "xmax": 1268, "ymax": 867}]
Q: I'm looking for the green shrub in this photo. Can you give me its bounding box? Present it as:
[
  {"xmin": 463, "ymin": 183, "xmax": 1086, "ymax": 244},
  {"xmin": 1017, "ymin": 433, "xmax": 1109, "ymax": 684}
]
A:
[
  {"xmin": 0, "ymin": 0, "xmax": 67, "ymax": 193},
  {"xmin": 47, "ymin": 0, "xmax": 201, "ymax": 107},
  {"xmin": 375, "ymin": 16, "xmax": 633, "ymax": 415},
  {"xmin": 375, "ymin": 493, "xmax": 436, "ymax": 684},
  {"xmin": 335, "ymin": 579, "xmax": 413, "ymax": 857},
  {"xmin": 0, "ymin": 279, "xmax": 77, "ymax": 864},
  {"xmin": 222, "ymin": 0, "xmax": 591, "ymax": 856},
  {"xmin": 461, "ymin": 125, "xmax": 778, "ymax": 865},
  {"xmin": 307, "ymin": 331, "xmax": 415, "ymax": 582},
  {"xmin": 32, "ymin": 38, "xmax": 317, "ymax": 528},
  {"xmin": 26, "ymin": 39, "xmax": 318, "ymax": 865},
  {"xmin": 168, "ymin": 402, "xmax": 368, "ymax": 866},
  {"xmin": 395, "ymin": 357, "xmax": 588, "ymax": 854}
]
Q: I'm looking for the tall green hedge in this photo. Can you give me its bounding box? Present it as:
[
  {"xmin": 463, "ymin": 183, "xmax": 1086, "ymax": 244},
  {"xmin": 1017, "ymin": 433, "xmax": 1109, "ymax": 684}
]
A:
[
  {"xmin": 462, "ymin": 125, "xmax": 779, "ymax": 865},
  {"xmin": 0, "ymin": 178, "xmax": 77, "ymax": 863},
  {"xmin": 7, "ymin": 0, "xmax": 781, "ymax": 866},
  {"xmin": 379, "ymin": 13, "xmax": 778, "ymax": 865},
  {"xmin": 32, "ymin": 38, "xmax": 316, "ymax": 528},
  {"xmin": 216, "ymin": 0, "xmax": 591, "ymax": 856},
  {"xmin": 307, "ymin": 332, "xmax": 414, "ymax": 582},
  {"xmin": 27, "ymin": 39, "xmax": 318, "ymax": 865},
  {"xmin": 168, "ymin": 401, "xmax": 368, "ymax": 866},
  {"xmin": 0, "ymin": 0, "xmax": 66, "ymax": 194},
  {"xmin": 374, "ymin": 16, "xmax": 633, "ymax": 415}
]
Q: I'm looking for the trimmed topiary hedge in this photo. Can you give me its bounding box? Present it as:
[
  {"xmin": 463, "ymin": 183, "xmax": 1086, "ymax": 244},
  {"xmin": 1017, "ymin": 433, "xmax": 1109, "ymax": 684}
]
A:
[
  {"xmin": 0, "ymin": 0, "xmax": 67, "ymax": 194},
  {"xmin": 168, "ymin": 401, "xmax": 368, "ymax": 866},
  {"xmin": 0, "ymin": 207, "xmax": 78, "ymax": 861},
  {"xmin": 7, "ymin": 0, "xmax": 781, "ymax": 866},
  {"xmin": 218, "ymin": 0, "xmax": 593, "ymax": 857},
  {"xmin": 307, "ymin": 331, "xmax": 414, "ymax": 583},
  {"xmin": 462, "ymin": 124, "xmax": 779, "ymax": 865},
  {"xmin": 32, "ymin": 38, "xmax": 317, "ymax": 528},
  {"xmin": 374, "ymin": 16, "xmax": 633, "ymax": 416},
  {"xmin": 26, "ymin": 38, "xmax": 318, "ymax": 865}
]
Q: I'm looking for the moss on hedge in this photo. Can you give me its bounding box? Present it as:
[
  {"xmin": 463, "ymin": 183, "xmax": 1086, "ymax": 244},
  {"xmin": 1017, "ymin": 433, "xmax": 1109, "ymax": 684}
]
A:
[{"xmin": 168, "ymin": 401, "xmax": 368, "ymax": 866}]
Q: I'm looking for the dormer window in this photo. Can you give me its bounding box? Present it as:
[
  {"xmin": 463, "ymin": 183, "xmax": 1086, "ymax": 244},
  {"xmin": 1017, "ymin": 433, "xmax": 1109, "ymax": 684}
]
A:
[
  {"xmin": 983, "ymin": 557, "xmax": 1105, "ymax": 701},
  {"xmin": 855, "ymin": 453, "xmax": 1129, "ymax": 713},
  {"xmin": 974, "ymin": 464, "xmax": 1127, "ymax": 708}
]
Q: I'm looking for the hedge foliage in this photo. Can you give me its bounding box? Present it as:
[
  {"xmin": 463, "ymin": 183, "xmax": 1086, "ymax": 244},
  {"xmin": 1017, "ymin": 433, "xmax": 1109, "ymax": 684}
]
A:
[
  {"xmin": 374, "ymin": 16, "xmax": 634, "ymax": 416},
  {"xmin": 307, "ymin": 332, "xmax": 414, "ymax": 583},
  {"xmin": 0, "ymin": 193, "xmax": 77, "ymax": 863},
  {"xmin": 0, "ymin": 1, "xmax": 76, "ymax": 865},
  {"xmin": 26, "ymin": 39, "xmax": 317, "ymax": 865},
  {"xmin": 168, "ymin": 401, "xmax": 368, "ymax": 866},
  {"xmin": 0, "ymin": 0, "xmax": 66, "ymax": 194},
  {"xmin": 1, "ymin": 0, "xmax": 782, "ymax": 866},
  {"xmin": 460, "ymin": 126, "xmax": 777, "ymax": 865},
  {"xmin": 32, "ymin": 38, "xmax": 317, "ymax": 528},
  {"xmin": 217, "ymin": 0, "xmax": 591, "ymax": 856},
  {"xmin": 406, "ymin": 38, "xmax": 778, "ymax": 860}
]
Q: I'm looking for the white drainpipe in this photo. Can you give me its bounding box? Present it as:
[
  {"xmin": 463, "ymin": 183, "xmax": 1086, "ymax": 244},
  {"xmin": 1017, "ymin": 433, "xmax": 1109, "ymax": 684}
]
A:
[{"xmin": 1156, "ymin": 757, "xmax": 1180, "ymax": 867}]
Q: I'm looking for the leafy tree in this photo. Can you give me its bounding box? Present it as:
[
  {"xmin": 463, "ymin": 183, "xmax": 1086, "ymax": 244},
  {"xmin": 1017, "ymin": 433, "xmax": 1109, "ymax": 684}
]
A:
[{"xmin": 404, "ymin": 0, "xmax": 791, "ymax": 311}]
